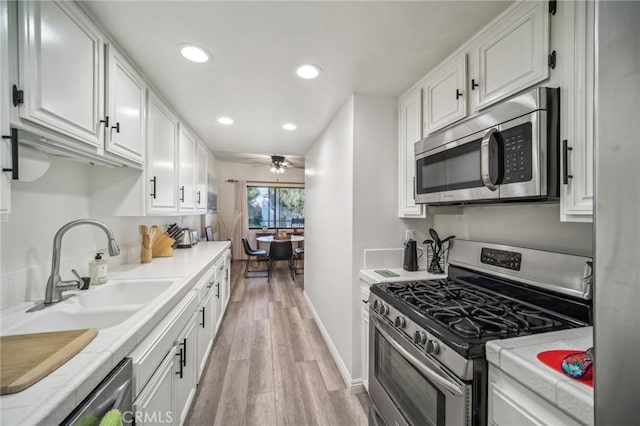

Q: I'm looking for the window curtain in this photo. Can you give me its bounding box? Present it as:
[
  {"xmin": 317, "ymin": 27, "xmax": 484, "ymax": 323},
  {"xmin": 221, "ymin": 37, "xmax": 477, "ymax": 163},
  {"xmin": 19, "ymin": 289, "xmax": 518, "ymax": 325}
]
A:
[{"xmin": 230, "ymin": 180, "xmax": 249, "ymax": 260}]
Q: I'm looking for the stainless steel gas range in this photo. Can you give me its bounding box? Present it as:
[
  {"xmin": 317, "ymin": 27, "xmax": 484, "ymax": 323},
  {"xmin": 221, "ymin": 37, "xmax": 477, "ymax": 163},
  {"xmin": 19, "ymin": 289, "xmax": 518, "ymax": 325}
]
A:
[{"xmin": 368, "ymin": 240, "xmax": 593, "ymax": 426}]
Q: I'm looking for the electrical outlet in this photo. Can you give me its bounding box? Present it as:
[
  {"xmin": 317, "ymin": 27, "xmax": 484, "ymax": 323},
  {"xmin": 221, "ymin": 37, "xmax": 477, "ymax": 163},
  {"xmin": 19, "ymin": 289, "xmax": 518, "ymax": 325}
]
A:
[{"xmin": 405, "ymin": 229, "xmax": 414, "ymax": 241}]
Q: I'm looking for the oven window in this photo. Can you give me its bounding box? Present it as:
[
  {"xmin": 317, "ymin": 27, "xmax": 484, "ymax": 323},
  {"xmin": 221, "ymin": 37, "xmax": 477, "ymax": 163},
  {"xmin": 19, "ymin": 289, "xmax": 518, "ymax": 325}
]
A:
[
  {"xmin": 417, "ymin": 139, "xmax": 483, "ymax": 194},
  {"xmin": 375, "ymin": 330, "xmax": 446, "ymax": 426}
]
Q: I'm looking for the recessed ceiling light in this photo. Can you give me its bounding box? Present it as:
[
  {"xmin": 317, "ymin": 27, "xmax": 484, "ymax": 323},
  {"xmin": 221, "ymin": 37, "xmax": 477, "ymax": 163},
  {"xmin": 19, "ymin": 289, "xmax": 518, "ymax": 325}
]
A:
[
  {"xmin": 217, "ymin": 117, "xmax": 234, "ymax": 125},
  {"xmin": 282, "ymin": 123, "xmax": 297, "ymax": 131},
  {"xmin": 179, "ymin": 44, "xmax": 210, "ymax": 63},
  {"xmin": 295, "ymin": 64, "xmax": 321, "ymax": 79}
]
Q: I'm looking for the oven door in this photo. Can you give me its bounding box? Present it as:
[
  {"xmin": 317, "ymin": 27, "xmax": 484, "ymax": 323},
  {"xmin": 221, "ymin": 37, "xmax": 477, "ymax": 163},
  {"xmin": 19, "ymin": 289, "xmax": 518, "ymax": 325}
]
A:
[
  {"xmin": 415, "ymin": 131, "xmax": 498, "ymax": 204},
  {"xmin": 369, "ymin": 313, "xmax": 471, "ymax": 426}
]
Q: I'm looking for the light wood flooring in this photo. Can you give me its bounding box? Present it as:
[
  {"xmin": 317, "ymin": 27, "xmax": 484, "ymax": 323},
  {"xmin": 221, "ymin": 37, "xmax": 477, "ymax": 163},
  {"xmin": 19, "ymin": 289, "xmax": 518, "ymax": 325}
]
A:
[{"xmin": 186, "ymin": 261, "xmax": 370, "ymax": 426}]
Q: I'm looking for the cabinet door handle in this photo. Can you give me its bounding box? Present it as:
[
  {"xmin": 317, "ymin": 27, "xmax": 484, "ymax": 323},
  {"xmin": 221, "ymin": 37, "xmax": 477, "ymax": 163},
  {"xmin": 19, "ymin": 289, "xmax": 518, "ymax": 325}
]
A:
[
  {"xmin": 412, "ymin": 176, "xmax": 416, "ymax": 200},
  {"xmin": 179, "ymin": 186, "xmax": 185, "ymax": 202},
  {"xmin": 200, "ymin": 307, "xmax": 205, "ymax": 328},
  {"xmin": 180, "ymin": 338, "xmax": 187, "ymax": 367},
  {"xmin": 362, "ymin": 299, "xmax": 369, "ymax": 304},
  {"xmin": 562, "ymin": 139, "xmax": 573, "ymax": 184},
  {"xmin": 471, "ymin": 79, "xmax": 479, "ymax": 90},
  {"xmin": 216, "ymin": 282, "xmax": 220, "ymax": 299},
  {"xmin": 150, "ymin": 176, "xmax": 157, "ymax": 199},
  {"xmin": 207, "ymin": 281, "xmax": 214, "ymax": 288},
  {"xmin": 175, "ymin": 348, "xmax": 184, "ymax": 378},
  {"xmin": 111, "ymin": 122, "xmax": 120, "ymax": 133},
  {"xmin": 456, "ymin": 89, "xmax": 463, "ymax": 100},
  {"xmin": 197, "ymin": 191, "xmax": 201, "ymax": 204},
  {"xmin": 99, "ymin": 116, "xmax": 109, "ymax": 128},
  {"xmin": 2, "ymin": 128, "xmax": 19, "ymax": 180}
]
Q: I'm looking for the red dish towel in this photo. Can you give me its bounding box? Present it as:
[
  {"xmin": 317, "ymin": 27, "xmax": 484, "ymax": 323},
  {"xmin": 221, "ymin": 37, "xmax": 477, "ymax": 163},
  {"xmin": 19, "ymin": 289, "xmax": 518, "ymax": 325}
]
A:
[{"xmin": 536, "ymin": 350, "xmax": 593, "ymax": 387}]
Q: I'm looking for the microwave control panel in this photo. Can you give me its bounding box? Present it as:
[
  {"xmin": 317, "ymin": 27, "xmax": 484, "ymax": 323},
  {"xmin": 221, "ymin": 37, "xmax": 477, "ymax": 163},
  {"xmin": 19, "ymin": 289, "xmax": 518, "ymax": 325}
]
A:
[
  {"xmin": 501, "ymin": 122, "xmax": 533, "ymax": 184},
  {"xmin": 481, "ymin": 248, "xmax": 522, "ymax": 271}
]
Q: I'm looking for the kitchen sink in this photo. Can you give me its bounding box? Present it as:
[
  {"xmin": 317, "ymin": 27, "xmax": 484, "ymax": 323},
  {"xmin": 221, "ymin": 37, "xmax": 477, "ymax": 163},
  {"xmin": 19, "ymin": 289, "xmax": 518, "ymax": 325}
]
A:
[
  {"xmin": 1, "ymin": 306, "xmax": 141, "ymax": 335},
  {"xmin": 74, "ymin": 278, "xmax": 175, "ymax": 308}
]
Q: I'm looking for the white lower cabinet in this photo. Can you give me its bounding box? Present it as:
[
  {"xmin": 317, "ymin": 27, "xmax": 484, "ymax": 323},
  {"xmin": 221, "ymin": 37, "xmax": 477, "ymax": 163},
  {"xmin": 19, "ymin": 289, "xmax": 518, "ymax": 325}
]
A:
[
  {"xmin": 134, "ymin": 349, "xmax": 175, "ymax": 426},
  {"xmin": 196, "ymin": 290, "xmax": 214, "ymax": 379},
  {"xmin": 174, "ymin": 318, "xmax": 197, "ymax": 425},
  {"xmin": 488, "ymin": 367, "xmax": 581, "ymax": 426}
]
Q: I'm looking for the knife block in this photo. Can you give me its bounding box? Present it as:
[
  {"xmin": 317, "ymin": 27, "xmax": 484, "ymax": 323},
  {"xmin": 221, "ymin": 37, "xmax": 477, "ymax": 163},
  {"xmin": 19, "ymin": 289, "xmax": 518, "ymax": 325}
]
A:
[{"xmin": 152, "ymin": 234, "xmax": 175, "ymax": 258}]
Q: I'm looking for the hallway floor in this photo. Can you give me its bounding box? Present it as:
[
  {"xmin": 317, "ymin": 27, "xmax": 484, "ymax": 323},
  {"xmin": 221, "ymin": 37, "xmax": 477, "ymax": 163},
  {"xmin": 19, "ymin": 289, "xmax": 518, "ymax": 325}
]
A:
[{"xmin": 186, "ymin": 261, "xmax": 369, "ymax": 425}]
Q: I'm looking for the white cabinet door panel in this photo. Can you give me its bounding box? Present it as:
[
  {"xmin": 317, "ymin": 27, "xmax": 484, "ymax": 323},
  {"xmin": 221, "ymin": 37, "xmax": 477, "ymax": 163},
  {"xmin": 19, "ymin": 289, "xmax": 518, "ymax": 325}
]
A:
[
  {"xmin": 1, "ymin": 0, "xmax": 11, "ymax": 215},
  {"xmin": 195, "ymin": 142, "xmax": 207, "ymax": 211},
  {"xmin": 178, "ymin": 126, "xmax": 196, "ymax": 211},
  {"xmin": 134, "ymin": 350, "xmax": 176, "ymax": 426},
  {"xmin": 362, "ymin": 306, "xmax": 369, "ymax": 392},
  {"xmin": 106, "ymin": 45, "xmax": 146, "ymax": 164},
  {"xmin": 398, "ymin": 88, "xmax": 424, "ymax": 218},
  {"xmin": 18, "ymin": 1, "xmax": 104, "ymax": 147},
  {"xmin": 423, "ymin": 54, "xmax": 467, "ymax": 134},
  {"xmin": 196, "ymin": 291, "xmax": 214, "ymax": 379},
  {"xmin": 147, "ymin": 92, "xmax": 178, "ymax": 214},
  {"xmin": 473, "ymin": 1, "xmax": 549, "ymax": 110},
  {"xmin": 174, "ymin": 319, "xmax": 197, "ymax": 426}
]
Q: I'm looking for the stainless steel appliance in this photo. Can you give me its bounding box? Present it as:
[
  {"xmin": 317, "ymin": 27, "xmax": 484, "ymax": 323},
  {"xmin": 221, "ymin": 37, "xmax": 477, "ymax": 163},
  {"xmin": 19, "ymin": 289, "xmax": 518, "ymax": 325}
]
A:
[
  {"xmin": 368, "ymin": 240, "xmax": 593, "ymax": 426},
  {"xmin": 414, "ymin": 87, "xmax": 560, "ymax": 205},
  {"xmin": 177, "ymin": 228, "xmax": 195, "ymax": 248},
  {"xmin": 62, "ymin": 358, "xmax": 133, "ymax": 425},
  {"xmin": 403, "ymin": 239, "xmax": 419, "ymax": 271}
]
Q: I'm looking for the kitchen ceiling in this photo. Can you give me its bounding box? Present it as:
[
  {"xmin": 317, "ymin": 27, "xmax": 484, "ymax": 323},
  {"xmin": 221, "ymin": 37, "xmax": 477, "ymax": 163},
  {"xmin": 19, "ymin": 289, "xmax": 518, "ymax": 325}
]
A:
[{"xmin": 81, "ymin": 1, "xmax": 511, "ymax": 156}]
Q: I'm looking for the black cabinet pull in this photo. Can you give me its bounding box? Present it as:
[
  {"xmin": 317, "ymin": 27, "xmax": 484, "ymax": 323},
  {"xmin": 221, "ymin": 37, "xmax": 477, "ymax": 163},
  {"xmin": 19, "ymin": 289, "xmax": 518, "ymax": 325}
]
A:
[
  {"xmin": 471, "ymin": 79, "xmax": 479, "ymax": 90},
  {"xmin": 150, "ymin": 176, "xmax": 157, "ymax": 199},
  {"xmin": 175, "ymin": 348, "xmax": 184, "ymax": 378},
  {"xmin": 197, "ymin": 191, "xmax": 201, "ymax": 204},
  {"xmin": 181, "ymin": 338, "xmax": 187, "ymax": 367},
  {"xmin": 200, "ymin": 307, "xmax": 205, "ymax": 328},
  {"xmin": 99, "ymin": 116, "xmax": 109, "ymax": 127},
  {"xmin": 562, "ymin": 140, "xmax": 573, "ymax": 184},
  {"xmin": 207, "ymin": 281, "xmax": 214, "ymax": 288},
  {"xmin": 362, "ymin": 299, "xmax": 369, "ymax": 304},
  {"xmin": 456, "ymin": 89, "xmax": 463, "ymax": 100},
  {"xmin": 111, "ymin": 122, "xmax": 120, "ymax": 133},
  {"xmin": 2, "ymin": 128, "xmax": 19, "ymax": 180},
  {"xmin": 216, "ymin": 282, "xmax": 220, "ymax": 299},
  {"xmin": 179, "ymin": 186, "xmax": 185, "ymax": 202},
  {"xmin": 412, "ymin": 176, "xmax": 416, "ymax": 200}
]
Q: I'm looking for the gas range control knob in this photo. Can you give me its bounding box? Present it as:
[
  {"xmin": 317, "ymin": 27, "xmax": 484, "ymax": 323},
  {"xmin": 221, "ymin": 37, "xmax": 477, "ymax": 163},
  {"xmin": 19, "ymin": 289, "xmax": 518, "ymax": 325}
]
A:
[
  {"xmin": 425, "ymin": 340, "xmax": 440, "ymax": 355},
  {"xmin": 372, "ymin": 299, "xmax": 380, "ymax": 311},
  {"xmin": 394, "ymin": 316, "xmax": 406, "ymax": 328},
  {"xmin": 379, "ymin": 304, "xmax": 390, "ymax": 316},
  {"xmin": 413, "ymin": 331, "xmax": 427, "ymax": 346}
]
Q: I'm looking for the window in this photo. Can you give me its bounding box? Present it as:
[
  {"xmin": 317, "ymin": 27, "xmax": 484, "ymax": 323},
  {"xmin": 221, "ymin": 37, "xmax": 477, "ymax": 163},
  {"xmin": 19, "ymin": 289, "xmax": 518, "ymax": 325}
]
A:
[{"xmin": 247, "ymin": 186, "xmax": 305, "ymax": 229}]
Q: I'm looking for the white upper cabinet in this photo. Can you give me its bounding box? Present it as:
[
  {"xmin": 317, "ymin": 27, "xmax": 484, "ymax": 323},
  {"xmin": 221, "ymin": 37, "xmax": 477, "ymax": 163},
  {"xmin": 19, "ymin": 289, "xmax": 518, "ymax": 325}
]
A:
[
  {"xmin": 195, "ymin": 142, "xmax": 208, "ymax": 212},
  {"xmin": 422, "ymin": 54, "xmax": 467, "ymax": 134},
  {"xmin": 560, "ymin": 0, "xmax": 594, "ymax": 222},
  {"xmin": 147, "ymin": 91, "xmax": 178, "ymax": 214},
  {"xmin": 1, "ymin": 0, "xmax": 11, "ymax": 216},
  {"xmin": 470, "ymin": 1, "xmax": 550, "ymax": 111},
  {"xmin": 398, "ymin": 87, "xmax": 425, "ymax": 218},
  {"xmin": 105, "ymin": 45, "xmax": 146, "ymax": 165},
  {"xmin": 17, "ymin": 1, "xmax": 105, "ymax": 149},
  {"xmin": 178, "ymin": 125, "xmax": 196, "ymax": 211}
]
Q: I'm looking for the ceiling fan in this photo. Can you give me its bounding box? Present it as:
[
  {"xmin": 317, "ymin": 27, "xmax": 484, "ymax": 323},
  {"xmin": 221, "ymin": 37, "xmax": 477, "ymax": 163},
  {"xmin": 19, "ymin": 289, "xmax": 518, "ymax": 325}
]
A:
[{"xmin": 270, "ymin": 155, "xmax": 289, "ymax": 174}]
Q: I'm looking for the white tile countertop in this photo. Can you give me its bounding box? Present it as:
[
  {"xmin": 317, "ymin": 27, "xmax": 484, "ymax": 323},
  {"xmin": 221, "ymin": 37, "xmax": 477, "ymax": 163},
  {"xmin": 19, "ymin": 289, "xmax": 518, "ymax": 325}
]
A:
[
  {"xmin": 0, "ymin": 241, "xmax": 230, "ymax": 426},
  {"xmin": 359, "ymin": 247, "xmax": 447, "ymax": 285},
  {"xmin": 486, "ymin": 326, "xmax": 594, "ymax": 425},
  {"xmin": 359, "ymin": 268, "xmax": 447, "ymax": 285}
]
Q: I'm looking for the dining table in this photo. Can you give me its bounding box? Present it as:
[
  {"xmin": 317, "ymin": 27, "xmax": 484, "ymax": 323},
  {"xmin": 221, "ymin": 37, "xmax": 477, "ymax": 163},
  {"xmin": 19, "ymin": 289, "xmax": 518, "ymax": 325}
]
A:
[{"xmin": 256, "ymin": 235, "xmax": 304, "ymax": 243}]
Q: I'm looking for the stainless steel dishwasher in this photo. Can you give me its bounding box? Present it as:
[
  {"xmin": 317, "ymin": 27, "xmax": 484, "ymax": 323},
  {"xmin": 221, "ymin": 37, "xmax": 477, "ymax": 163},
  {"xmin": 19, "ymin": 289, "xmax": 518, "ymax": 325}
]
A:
[{"xmin": 62, "ymin": 358, "xmax": 133, "ymax": 425}]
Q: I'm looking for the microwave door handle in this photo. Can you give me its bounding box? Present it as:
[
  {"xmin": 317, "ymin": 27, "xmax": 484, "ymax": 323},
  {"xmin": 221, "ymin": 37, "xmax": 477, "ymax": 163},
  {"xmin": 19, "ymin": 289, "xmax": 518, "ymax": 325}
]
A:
[
  {"xmin": 374, "ymin": 317, "xmax": 464, "ymax": 397},
  {"xmin": 481, "ymin": 128, "xmax": 499, "ymax": 191}
]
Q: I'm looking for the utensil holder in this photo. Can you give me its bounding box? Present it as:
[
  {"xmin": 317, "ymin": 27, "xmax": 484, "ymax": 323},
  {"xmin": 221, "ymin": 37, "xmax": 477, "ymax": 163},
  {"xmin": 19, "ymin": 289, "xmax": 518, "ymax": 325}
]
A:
[{"xmin": 426, "ymin": 242, "xmax": 449, "ymax": 274}]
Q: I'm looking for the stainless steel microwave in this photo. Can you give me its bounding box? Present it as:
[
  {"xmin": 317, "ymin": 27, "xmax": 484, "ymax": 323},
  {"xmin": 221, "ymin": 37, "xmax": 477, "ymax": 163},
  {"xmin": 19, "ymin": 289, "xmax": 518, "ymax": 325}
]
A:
[{"xmin": 414, "ymin": 87, "xmax": 560, "ymax": 205}]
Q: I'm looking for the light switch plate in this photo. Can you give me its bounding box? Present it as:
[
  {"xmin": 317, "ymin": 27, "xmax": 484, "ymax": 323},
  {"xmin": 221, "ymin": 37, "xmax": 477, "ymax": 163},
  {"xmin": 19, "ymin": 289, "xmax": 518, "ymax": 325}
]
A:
[{"xmin": 405, "ymin": 229, "xmax": 414, "ymax": 241}]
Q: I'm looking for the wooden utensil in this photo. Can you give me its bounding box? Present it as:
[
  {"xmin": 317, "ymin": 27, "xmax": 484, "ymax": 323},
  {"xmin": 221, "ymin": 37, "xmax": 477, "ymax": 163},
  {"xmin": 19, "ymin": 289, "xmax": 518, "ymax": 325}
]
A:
[
  {"xmin": 1, "ymin": 329, "xmax": 97, "ymax": 395},
  {"xmin": 140, "ymin": 224, "xmax": 152, "ymax": 263}
]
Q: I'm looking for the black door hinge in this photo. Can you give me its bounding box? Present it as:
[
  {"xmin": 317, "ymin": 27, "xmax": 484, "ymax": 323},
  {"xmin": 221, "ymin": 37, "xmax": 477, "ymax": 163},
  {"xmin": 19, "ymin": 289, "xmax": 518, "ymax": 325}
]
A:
[
  {"xmin": 548, "ymin": 51, "xmax": 557, "ymax": 69},
  {"xmin": 12, "ymin": 85, "xmax": 24, "ymax": 107},
  {"xmin": 549, "ymin": 0, "xmax": 557, "ymax": 16}
]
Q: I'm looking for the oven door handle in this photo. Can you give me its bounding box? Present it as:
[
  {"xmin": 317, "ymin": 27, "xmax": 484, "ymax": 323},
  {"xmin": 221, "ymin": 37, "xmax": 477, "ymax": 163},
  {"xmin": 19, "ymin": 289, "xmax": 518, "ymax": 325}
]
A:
[
  {"xmin": 374, "ymin": 318, "xmax": 465, "ymax": 397},
  {"xmin": 481, "ymin": 127, "xmax": 499, "ymax": 191}
]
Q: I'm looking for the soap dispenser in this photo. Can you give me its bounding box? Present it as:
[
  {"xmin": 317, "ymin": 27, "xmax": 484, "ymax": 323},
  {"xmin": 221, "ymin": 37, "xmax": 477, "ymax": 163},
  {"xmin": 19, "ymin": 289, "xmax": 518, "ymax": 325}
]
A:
[{"xmin": 89, "ymin": 252, "xmax": 108, "ymax": 285}]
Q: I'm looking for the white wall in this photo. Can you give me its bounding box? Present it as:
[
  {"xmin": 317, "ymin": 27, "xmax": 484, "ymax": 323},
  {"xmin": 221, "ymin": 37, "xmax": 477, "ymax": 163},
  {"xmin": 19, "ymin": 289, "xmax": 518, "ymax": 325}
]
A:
[
  {"xmin": 305, "ymin": 96, "xmax": 355, "ymax": 378},
  {"xmin": 0, "ymin": 156, "xmax": 204, "ymax": 310},
  {"xmin": 403, "ymin": 204, "xmax": 593, "ymax": 258},
  {"xmin": 305, "ymin": 94, "xmax": 403, "ymax": 384}
]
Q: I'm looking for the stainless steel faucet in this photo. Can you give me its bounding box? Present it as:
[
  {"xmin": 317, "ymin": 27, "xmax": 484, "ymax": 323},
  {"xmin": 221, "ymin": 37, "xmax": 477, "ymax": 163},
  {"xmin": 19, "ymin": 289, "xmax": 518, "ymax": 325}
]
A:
[{"xmin": 41, "ymin": 219, "xmax": 120, "ymax": 306}]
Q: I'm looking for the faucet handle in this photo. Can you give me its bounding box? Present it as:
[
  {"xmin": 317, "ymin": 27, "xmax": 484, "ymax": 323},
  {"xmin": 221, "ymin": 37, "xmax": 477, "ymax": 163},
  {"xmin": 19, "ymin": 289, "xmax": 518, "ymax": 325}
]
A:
[{"xmin": 71, "ymin": 269, "xmax": 91, "ymax": 290}]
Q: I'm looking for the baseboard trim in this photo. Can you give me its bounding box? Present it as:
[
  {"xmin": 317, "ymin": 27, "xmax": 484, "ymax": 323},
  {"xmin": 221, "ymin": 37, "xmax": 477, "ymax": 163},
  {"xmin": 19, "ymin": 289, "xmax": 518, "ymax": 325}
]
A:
[{"xmin": 303, "ymin": 290, "xmax": 362, "ymax": 391}]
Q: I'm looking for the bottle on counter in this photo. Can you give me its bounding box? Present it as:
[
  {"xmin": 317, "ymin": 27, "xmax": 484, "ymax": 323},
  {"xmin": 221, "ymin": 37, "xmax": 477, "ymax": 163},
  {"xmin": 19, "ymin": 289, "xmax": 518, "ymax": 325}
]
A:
[{"xmin": 89, "ymin": 252, "xmax": 108, "ymax": 285}]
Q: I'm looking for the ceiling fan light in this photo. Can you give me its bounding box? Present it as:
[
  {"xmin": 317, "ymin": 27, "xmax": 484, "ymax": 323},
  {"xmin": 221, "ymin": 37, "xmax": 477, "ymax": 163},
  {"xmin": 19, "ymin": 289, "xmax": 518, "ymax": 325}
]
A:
[{"xmin": 270, "ymin": 166, "xmax": 277, "ymax": 173}]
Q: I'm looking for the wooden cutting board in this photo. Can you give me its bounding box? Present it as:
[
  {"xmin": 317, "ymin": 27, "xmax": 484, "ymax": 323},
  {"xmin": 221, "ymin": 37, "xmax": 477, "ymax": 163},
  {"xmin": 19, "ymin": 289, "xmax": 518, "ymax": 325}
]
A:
[{"xmin": 0, "ymin": 328, "xmax": 98, "ymax": 395}]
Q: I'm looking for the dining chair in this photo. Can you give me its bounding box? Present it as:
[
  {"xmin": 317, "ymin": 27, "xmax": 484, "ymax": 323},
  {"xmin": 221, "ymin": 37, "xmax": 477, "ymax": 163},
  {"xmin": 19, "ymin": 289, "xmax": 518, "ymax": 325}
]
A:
[
  {"xmin": 267, "ymin": 240, "xmax": 294, "ymax": 282},
  {"xmin": 293, "ymin": 247, "xmax": 304, "ymax": 275},
  {"xmin": 241, "ymin": 237, "xmax": 268, "ymax": 278}
]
